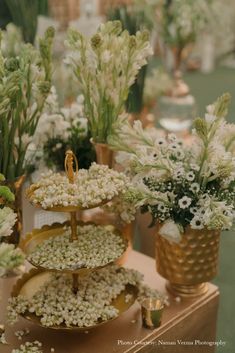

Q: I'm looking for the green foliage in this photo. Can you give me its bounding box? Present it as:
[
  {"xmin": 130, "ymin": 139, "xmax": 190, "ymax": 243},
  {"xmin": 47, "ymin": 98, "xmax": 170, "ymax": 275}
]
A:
[
  {"xmin": 0, "ymin": 186, "xmax": 15, "ymax": 203},
  {"xmin": 108, "ymin": 5, "xmax": 152, "ymax": 114},
  {"xmin": 43, "ymin": 132, "xmax": 96, "ymax": 171}
]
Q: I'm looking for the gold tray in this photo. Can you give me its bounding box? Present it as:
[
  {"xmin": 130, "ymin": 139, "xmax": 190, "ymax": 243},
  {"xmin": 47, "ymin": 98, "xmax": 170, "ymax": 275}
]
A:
[
  {"xmin": 20, "ymin": 222, "xmax": 128, "ymax": 274},
  {"xmin": 26, "ymin": 186, "xmax": 110, "ymax": 212},
  {"xmin": 12, "ymin": 269, "xmax": 138, "ymax": 331}
]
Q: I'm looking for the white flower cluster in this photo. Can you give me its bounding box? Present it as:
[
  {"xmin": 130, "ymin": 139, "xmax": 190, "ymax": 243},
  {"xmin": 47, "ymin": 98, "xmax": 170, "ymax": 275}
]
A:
[
  {"xmin": 103, "ymin": 196, "xmax": 137, "ymax": 224},
  {"xmin": 109, "ymin": 94, "xmax": 235, "ymax": 241},
  {"xmin": 0, "ymin": 243, "xmax": 25, "ymax": 277},
  {"xmin": 0, "ymin": 332, "xmax": 7, "ymax": 345},
  {"xmin": 15, "ymin": 328, "xmax": 30, "ymax": 341},
  {"xmin": 11, "ymin": 341, "xmax": 43, "ymax": 353},
  {"xmin": 8, "ymin": 266, "xmax": 160, "ymax": 328},
  {"xmin": 0, "ymin": 207, "xmax": 17, "ymax": 239},
  {"xmin": 28, "ymin": 163, "xmax": 129, "ymax": 209},
  {"xmin": 28, "ymin": 225, "xmax": 127, "ymax": 270},
  {"xmin": 33, "ymin": 88, "xmax": 87, "ymax": 147}
]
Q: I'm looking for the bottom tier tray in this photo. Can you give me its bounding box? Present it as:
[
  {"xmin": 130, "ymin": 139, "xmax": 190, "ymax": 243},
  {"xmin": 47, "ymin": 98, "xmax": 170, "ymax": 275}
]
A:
[{"xmin": 10, "ymin": 268, "xmax": 138, "ymax": 331}]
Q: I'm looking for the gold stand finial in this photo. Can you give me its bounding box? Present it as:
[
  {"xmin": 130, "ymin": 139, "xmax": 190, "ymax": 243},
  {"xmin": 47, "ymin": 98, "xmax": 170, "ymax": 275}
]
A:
[{"xmin": 65, "ymin": 150, "xmax": 78, "ymax": 184}]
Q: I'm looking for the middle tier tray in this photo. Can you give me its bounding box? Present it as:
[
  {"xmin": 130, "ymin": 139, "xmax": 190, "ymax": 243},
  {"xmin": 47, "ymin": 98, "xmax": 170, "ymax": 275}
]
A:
[{"xmin": 20, "ymin": 221, "xmax": 128, "ymax": 274}]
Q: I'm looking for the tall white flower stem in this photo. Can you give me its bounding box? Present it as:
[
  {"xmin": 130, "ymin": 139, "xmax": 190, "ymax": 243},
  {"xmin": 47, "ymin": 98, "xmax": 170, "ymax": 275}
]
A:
[{"xmin": 65, "ymin": 21, "xmax": 152, "ymax": 144}]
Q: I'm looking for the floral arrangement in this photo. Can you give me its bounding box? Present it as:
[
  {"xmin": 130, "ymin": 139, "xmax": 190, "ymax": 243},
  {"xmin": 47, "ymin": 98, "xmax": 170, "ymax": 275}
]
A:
[
  {"xmin": 157, "ymin": 0, "xmax": 216, "ymax": 48},
  {"xmin": 0, "ymin": 175, "xmax": 24, "ymax": 276},
  {"xmin": 0, "ymin": 27, "xmax": 54, "ymax": 181},
  {"xmin": 27, "ymin": 224, "xmax": 127, "ymax": 270},
  {"xmin": 32, "ymin": 88, "xmax": 96, "ymax": 172},
  {"xmin": 65, "ymin": 20, "xmax": 152, "ymax": 143},
  {"xmin": 8, "ymin": 265, "xmax": 161, "ymax": 328},
  {"xmin": 108, "ymin": 94, "xmax": 235, "ymax": 242},
  {"xmin": 27, "ymin": 163, "xmax": 130, "ymax": 209}
]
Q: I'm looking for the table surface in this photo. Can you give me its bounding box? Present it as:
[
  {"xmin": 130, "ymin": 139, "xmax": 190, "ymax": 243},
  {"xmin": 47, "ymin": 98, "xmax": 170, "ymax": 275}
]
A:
[{"xmin": 0, "ymin": 250, "xmax": 219, "ymax": 353}]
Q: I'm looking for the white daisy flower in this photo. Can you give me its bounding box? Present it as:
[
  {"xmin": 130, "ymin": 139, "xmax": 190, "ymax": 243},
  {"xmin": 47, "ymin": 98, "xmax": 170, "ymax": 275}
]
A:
[
  {"xmin": 190, "ymin": 216, "xmax": 204, "ymax": 229},
  {"xmin": 190, "ymin": 182, "xmax": 200, "ymax": 193},
  {"xmin": 190, "ymin": 207, "xmax": 198, "ymax": 214},
  {"xmin": 157, "ymin": 203, "xmax": 167, "ymax": 213},
  {"xmin": 178, "ymin": 196, "xmax": 192, "ymax": 209},
  {"xmin": 156, "ymin": 138, "xmax": 166, "ymax": 146},
  {"xmin": 186, "ymin": 171, "xmax": 195, "ymax": 182}
]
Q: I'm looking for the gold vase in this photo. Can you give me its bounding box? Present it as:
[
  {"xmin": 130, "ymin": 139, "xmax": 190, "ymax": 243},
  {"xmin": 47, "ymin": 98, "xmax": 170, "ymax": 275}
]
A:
[
  {"xmin": 3, "ymin": 175, "xmax": 25, "ymax": 245},
  {"xmin": 155, "ymin": 226, "xmax": 220, "ymax": 297},
  {"xmin": 91, "ymin": 139, "xmax": 114, "ymax": 168}
]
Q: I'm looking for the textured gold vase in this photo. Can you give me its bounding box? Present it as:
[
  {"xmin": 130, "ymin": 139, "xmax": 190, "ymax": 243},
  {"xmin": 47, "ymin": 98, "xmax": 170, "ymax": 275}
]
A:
[{"xmin": 156, "ymin": 226, "xmax": 220, "ymax": 297}]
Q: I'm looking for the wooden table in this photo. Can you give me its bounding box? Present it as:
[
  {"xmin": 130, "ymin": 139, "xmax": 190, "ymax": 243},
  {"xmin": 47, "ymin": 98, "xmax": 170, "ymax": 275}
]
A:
[{"xmin": 0, "ymin": 251, "xmax": 219, "ymax": 353}]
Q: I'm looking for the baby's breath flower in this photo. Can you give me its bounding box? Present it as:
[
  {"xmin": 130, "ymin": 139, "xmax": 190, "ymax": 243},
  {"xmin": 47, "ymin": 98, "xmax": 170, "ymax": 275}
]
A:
[
  {"xmin": 28, "ymin": 225, "xmax": 127, "ymax": 270},
  {"xmin": 29, "ymin": 164, "xmax": 129, "ymax": 209},
  {"xmin": 11, "ymin": 341, "xmax": 43, "ymax": 353}
]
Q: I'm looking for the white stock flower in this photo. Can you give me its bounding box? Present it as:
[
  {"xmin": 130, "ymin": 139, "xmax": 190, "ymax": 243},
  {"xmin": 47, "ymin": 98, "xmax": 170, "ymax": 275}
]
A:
[
  {"xmin": 0, "ymin": 207, "xmax": 17, "ymax": 239},
  {"xmin": 159, "ymin": 220, "xmax": 182, "ymax": 243}
]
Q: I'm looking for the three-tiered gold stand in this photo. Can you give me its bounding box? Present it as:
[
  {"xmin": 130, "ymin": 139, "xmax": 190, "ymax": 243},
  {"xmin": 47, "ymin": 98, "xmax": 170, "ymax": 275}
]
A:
[{"xmin": 13, "ymin": 151, "xmax": 137, "ymax": 330}]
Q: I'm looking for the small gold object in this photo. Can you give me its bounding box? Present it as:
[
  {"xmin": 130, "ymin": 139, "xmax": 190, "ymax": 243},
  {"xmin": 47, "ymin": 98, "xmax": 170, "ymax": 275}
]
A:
[
  {"xmin": 90, "ymin": 139, "xmax": 114, "ymax": 168},
  {"xmin": 64, "ymin": 150, "xmax": 78, "ymax": 183},
  {"xmin": 141, "ymin": 298, "xmax": 164, "ymax": 329}
]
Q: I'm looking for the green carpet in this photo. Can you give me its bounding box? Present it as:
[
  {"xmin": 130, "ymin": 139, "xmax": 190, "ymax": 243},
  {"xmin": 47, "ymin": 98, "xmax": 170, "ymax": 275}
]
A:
[{"xmin": 185, "ymin": 67, "xmax": 235, "ymax": 352}]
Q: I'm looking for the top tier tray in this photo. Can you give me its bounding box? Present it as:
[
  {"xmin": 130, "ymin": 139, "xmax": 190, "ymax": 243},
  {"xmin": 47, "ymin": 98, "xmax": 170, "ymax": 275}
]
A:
[{"xmin": 26, "ymin": 150, "xmax": 127, "ymax": 213}]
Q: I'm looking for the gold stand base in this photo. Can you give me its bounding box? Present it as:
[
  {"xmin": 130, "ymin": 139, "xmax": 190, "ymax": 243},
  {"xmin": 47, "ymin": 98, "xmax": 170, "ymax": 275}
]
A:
[{"xmin": 166, "ymin": 282, "xmax": 208, "ymax": 298}]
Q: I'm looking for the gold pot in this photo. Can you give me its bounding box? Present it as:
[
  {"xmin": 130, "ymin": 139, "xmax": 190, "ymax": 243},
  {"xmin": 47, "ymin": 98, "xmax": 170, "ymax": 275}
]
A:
[
  {"xmin": 91, "ymin": 139, "xmax": 114, "ymax": 168},
  {"xmin": 156, "ymin": 225, "xmax": 220, "ymax": 297}
]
